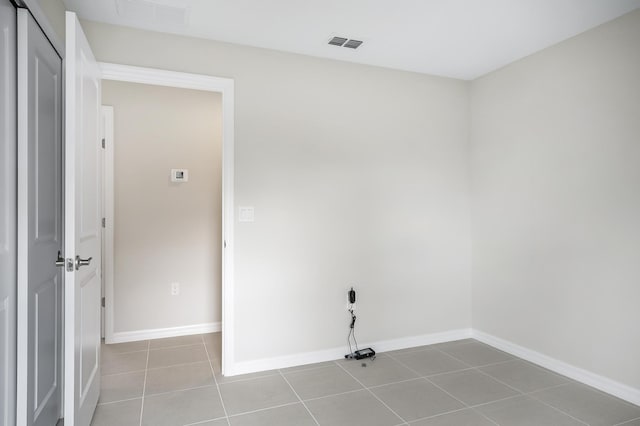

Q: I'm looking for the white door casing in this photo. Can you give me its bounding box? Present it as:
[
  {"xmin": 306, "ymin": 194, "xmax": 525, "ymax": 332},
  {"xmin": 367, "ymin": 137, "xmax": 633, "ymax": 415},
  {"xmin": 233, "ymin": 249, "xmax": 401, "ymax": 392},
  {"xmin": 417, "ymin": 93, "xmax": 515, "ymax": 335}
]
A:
[
  {"xmin": 101, "ymin": 106, "xmax": 113, "ymax": 342},
  {"xmin": 17, "ymin": 9, "xmax": 64, "ymax": 426},
  {"xmin": 0, "ymin": 2, "xmax": 17, "ymax": 425},
  {"xmin": 64, "ymin": 11, "xmax": 102, "ymax": 426}
]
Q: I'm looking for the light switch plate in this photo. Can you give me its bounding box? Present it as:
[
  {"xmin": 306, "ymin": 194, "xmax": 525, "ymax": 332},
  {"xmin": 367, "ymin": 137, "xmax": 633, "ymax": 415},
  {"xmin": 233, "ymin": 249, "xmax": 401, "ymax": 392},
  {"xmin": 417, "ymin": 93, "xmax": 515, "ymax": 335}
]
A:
[{"xmin": 238, "ymin": 206, "xmax": 254, "ymax": 222}]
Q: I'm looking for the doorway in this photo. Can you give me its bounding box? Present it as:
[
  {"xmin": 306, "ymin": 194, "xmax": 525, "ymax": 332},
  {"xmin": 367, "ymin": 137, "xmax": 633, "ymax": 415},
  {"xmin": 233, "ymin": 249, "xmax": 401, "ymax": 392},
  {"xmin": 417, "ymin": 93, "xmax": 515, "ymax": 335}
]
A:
[{"xmin": 98, "ymin": 64, "xmax": 235, "ymax": 375}]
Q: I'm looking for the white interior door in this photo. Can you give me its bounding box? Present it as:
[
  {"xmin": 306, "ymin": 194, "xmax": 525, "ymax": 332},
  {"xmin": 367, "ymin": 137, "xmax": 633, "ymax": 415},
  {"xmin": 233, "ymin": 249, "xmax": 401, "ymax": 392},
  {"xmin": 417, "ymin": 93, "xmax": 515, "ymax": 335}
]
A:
[
  {"xmin": 17, "ymin": 8, "xmax": 64, "ymax": 426},
  {"xmin": 64, "ymin": 11, "xmax": 102, "ymax": 426}
]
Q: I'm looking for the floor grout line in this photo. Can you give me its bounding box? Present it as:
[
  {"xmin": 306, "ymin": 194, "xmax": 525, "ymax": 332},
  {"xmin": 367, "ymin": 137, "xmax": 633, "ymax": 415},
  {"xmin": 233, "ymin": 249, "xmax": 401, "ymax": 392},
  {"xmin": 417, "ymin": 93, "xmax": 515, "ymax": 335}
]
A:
[
  {"xmin": 202, "ymin": 334, "xmax": 231, "ymax": 426},
  {"xmin": 431, "ymin": 347, "xmax": 477, "ymax": 368},
  {"xmin": 386, "ymin": 351, "xmax": 498, "ymax": 426},
  {"xmin": 301, "ymin": 387, "xmax": 365, "ymax": 403},
  {"xmin": 96, "ymin": 396, "xmax": 143, "ymax": 406},
  {"xmin": 182, "ymin": 414, "xmax": 228, "ymax": 426},
  {"xmin": 473, "ymin": 366, "xmax": 526, "ymax": 395},
  {"xmin": 526, "ymin": 389, "xmax": 591, "ymax": 425},
  {"xmin": 366, "ymin": 376, "xmax": 425, "ymax": 390},
  {"xmin": 138, "ymin": 384, "xmax": 219, "ymax": 400},
  {"xmin": 145, "ymin": 359, "xmax": 213, "ymax": 372},
  {"xmin": 279, "ymin": 370, "xmax": 321, "ymax": 426},
  {"xmin": 471, "ymin": 366, "xmax": 589, "ymax": 426},
  {"xmin": 384, "ymin": 350, "xmax": 476, "ymax": 380},
  {"xmin": 101, "ymin": 368, "xmax": 148, "ymax": 377},
  {"xmin": 99, "ymin": 334, "xmax": 638, "ymax": 426},
  {"xmin": 138, "ymin": 340, "xmax": 150, "ymax": 426},
  {"xmin": 428, "ymin": 346, "xmax": 527, "ymax": 425},
  {"xmin": 382, "ymin": 338, "xmax": 476, "ymax": 356},
  {"xmin": 227, "ymin": 400, "xmax": 301, "ymax": 419},
  {"xmin": 403, "ymin": 405, "xmax": 484, "ymax": 425},
  {"xmin": 279, "ymin": 361, "xmax": 339, "ymax": 375},
  {"xmin": 524, "ymin": 382, "xmax": 572, "ymax": 394},
  {"xmin": 334, "ymin": 360, "xmax": 410, "ymax": 425},
  {"xmin": 615, "ymin": 416, "xmax": 640, "ymax": 425},
  {"xmin": 214, "ymin": 371, "xmax": 280, "ymax": 385}
]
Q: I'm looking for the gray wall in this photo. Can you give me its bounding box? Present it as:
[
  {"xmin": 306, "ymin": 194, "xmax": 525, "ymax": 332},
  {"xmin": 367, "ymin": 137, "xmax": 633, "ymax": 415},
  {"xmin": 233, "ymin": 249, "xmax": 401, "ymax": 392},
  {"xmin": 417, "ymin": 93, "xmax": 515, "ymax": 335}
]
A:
[
  {"xmin": 470, "ymin": 9, "xmax": 640, "ymax": 389},
  {"xmin": 83, "ymin": 20, "xmax": 472, "ymax": 363},
  {"xmin": 32, "ymin": 0, "xmax": 640, "ymax": 393}
]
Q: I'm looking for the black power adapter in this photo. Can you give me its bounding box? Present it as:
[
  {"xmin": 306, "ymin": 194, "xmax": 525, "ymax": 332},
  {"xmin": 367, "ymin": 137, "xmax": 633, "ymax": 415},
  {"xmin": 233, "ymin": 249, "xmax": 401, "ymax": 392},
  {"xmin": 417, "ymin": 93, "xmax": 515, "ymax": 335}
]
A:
[
  {"xmin": 346, "ymin": 348, "xmax": 376, "ymax": 360},
  {"xmin": 348, "ymin": 287, "xmax": 356, "ymax": 304}
]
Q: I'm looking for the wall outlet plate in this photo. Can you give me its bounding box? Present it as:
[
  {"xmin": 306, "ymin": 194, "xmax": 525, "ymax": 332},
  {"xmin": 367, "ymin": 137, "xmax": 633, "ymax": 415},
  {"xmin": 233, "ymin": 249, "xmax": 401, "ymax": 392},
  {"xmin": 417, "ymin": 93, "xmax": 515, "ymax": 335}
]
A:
[{"xmin": 171, "ymin": 282, "xmax": 180, "ymax": 295}]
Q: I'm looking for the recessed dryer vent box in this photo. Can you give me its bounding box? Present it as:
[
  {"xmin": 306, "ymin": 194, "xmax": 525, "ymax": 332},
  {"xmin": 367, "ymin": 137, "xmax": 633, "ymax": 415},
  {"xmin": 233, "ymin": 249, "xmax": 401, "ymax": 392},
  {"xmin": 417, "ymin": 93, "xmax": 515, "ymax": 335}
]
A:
[{"xmin": 171, "ymin": 169, "xmax": 189, "ymax": 182}]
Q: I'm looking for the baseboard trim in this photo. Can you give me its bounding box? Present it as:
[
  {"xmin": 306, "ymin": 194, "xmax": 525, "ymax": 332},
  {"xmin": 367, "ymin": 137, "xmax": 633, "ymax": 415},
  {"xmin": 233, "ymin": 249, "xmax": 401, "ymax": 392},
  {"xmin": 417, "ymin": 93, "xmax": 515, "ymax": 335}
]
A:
[
  {"xmin": 473, "ymin": 330, "xmax": 640, "ymax": 407},
  {"xmin": 105, "ymin": 324, "xmax": 640, "ymax": 407},
  {"xmin": 226, "ymin": 328, "xmax": 472, "ymax": 376},
  {"xmin": 107, "ymin": 322, "xmax": 221, "ymax": 344}
]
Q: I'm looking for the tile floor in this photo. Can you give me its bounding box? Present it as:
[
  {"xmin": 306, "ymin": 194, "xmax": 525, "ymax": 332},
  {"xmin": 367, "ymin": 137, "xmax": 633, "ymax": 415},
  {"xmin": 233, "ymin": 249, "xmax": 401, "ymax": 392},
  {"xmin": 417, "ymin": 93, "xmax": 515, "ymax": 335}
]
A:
[{"xmin": 92, "ymin": 335, "xmax": 640, "ymax": 426}]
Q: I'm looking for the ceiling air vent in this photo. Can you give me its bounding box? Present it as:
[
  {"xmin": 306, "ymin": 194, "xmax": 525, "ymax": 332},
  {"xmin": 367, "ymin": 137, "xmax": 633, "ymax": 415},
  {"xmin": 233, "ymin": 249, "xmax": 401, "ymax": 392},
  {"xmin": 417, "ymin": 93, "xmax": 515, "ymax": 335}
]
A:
[
  {"xmin": 343, "ymin": 39, "xmax": 363, "ymax": 49},
  {"xmin": 328, "ymin": 36, "xmax": 348, "ymax": 47},
  {"xmin": 328, "ymin": 36, "xmax": 364, "ymax": 49}
]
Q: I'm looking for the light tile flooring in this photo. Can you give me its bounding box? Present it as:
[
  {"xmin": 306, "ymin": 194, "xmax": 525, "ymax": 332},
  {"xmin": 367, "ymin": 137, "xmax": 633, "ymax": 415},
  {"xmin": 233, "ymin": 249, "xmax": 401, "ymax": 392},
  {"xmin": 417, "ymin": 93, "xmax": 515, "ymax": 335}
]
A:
[{"xmin": 93, "ymin": 335, "xmax": 640, "ymax": 426}]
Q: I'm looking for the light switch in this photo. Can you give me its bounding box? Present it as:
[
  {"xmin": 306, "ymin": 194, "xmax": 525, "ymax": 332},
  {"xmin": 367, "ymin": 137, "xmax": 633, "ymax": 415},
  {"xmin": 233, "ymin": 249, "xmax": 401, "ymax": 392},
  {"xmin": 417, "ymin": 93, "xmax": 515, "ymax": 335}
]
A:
[
  {"xmin": 238, "ymin": 206, "xmax": 254, "ymax": 222},
  {"xmin": 171, "ymin": 169, "xmax": 189, "ymax": 182}
]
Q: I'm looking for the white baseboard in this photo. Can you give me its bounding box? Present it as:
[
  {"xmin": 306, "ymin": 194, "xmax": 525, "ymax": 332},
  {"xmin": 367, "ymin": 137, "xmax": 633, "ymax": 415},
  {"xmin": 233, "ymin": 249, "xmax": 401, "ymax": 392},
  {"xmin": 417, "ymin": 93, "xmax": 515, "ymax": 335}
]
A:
[
  {"xmin": 105, "ymin": 323, "xmax": 640, "ymax": 407},
  {"xmin": 107, "ymin": 322, "xmax": 221, "ymax": 344},
  {"xmin": 226, "ymin": 328, "xmax": 472, "ymax": 376},
  {"xmin": 473, "ymin": 330, "xmax": 640, "ymax": 407}
]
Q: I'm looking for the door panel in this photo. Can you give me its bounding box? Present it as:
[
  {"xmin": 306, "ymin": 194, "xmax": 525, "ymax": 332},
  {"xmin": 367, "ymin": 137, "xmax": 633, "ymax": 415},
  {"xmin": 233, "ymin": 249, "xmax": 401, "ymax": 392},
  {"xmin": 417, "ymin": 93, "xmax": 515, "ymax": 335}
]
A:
[
  {"xmin": 17, "ymin": 9, "xmax": 63, "ymax": 426},
  {"xmin": 0, "ymin": 1, "xmax": 17, "ymax": 425},
  {"xmin": 65, "ymin": 11, "xmax": 102, "ymax": 426},
  {"xmin": 34, "ymin": 277, "xmax": 58, "ymax": 409},
  {"xmin": 35, "ymin": 56, "xmax": 60, "ymax": 242}
]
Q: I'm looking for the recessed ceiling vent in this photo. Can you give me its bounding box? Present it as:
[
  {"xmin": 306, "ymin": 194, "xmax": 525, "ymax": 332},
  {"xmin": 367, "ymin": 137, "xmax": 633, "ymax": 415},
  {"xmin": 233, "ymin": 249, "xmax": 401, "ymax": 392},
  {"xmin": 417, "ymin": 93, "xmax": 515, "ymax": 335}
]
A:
[
  {"xmin": 328, "ymin": 36, "xmax": 348, "ymax": 47},
  {"xmin": 328, "ymin": 36, "xmax": 363, "ymax": 49},
  {"xmin": 343, "ymin": 39, "xmax": 363, "ymax": 49}
]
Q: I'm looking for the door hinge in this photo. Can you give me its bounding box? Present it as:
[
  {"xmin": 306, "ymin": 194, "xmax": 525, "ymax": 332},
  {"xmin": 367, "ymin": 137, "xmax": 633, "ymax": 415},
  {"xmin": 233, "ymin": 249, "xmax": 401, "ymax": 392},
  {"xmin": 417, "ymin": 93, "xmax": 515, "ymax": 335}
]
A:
[
  {"xmin": 102, "ymin": 217, "xmax": 106, "ymax": 228},
  {"xmin": 101, "ymin": 297, "xmax": 105, "ymax": 307},
  {"xmin": 101, "ymin": 138, "xmax": 105, "ymax": 149}
]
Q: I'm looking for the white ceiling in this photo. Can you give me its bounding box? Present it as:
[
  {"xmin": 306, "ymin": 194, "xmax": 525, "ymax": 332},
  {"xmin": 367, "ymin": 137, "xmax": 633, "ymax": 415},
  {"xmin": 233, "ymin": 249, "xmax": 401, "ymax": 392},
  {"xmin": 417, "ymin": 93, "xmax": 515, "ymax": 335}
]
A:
[{"xmin": 62, "ymin": 0, "xmax": 640, "ymax": 80}]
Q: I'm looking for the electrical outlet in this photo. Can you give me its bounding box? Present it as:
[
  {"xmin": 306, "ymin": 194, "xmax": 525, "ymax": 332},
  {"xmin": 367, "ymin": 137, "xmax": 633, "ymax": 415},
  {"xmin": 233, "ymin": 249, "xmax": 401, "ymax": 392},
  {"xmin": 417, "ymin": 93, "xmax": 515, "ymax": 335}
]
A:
[{"xmin": 171, "ymin": 282, "xmax": 180, "ymax": 296}]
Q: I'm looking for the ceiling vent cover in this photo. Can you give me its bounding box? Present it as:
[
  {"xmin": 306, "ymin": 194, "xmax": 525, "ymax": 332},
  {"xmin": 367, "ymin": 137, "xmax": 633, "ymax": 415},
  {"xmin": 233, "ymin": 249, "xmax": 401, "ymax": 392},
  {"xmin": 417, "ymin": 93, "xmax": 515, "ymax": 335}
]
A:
[
  {"xmin": 343, "ymin": 39, "xmax": 363, "ymax": 49},
  {"xmin": 328, "ymin": 36, "xmax": 363, "ymax": 49},
  {"xmin": 328, "ymin": 36, "xmax": 348, "ymax": 47}
]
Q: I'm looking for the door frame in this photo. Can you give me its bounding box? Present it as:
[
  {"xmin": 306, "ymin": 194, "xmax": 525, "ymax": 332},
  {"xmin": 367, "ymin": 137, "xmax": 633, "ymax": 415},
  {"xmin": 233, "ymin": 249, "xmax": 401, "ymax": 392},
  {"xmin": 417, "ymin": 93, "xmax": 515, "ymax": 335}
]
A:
[
  {"xmin": 99, "ymin": 63, "xmax": 235, "ymax": 376},
  {"xmin": 21, "ymin": 0, "xmax": 64, "ymax": 57}
]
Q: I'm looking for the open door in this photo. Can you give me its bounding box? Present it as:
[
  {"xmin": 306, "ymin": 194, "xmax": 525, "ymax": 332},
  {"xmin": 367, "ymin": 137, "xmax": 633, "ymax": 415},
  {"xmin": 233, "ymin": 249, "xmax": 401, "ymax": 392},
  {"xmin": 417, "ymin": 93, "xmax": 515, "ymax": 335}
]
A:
[{"xmin": 64, "ymin": 11, "xmax": 102, "ymax": 426}]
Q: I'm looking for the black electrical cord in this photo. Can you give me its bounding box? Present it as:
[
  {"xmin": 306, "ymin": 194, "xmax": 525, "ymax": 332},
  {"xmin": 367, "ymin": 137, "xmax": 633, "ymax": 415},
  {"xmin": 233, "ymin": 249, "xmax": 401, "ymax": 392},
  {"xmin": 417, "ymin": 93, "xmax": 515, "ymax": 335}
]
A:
[{"xmin": 347, "ymin": 304, "xmax": 359, "ymax": 356}]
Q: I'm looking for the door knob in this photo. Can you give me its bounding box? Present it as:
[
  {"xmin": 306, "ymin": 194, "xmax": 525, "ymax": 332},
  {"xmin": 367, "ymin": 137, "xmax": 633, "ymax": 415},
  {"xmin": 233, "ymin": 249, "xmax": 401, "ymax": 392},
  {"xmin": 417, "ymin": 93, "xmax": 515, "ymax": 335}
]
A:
[
  {"xmin": 75, "ymin": 255, "xmax": 93, "ymax": 270},
  {"xmin": 55, "ymin": 251, "xmax": 65, "ymax": 267}
]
